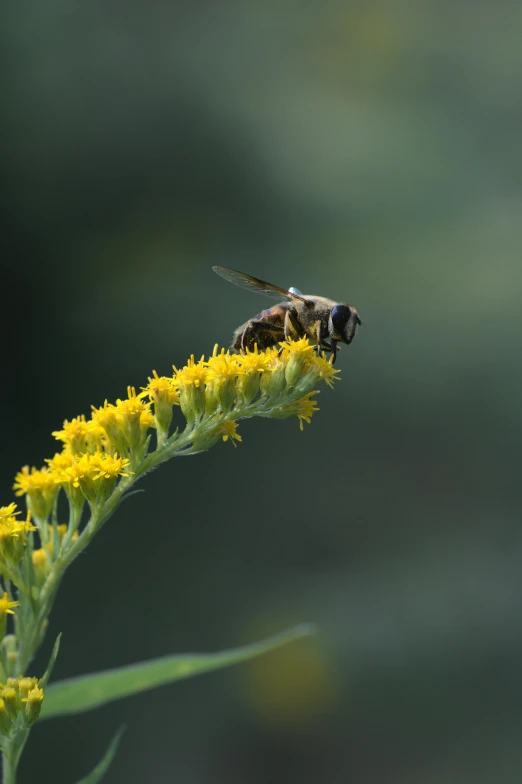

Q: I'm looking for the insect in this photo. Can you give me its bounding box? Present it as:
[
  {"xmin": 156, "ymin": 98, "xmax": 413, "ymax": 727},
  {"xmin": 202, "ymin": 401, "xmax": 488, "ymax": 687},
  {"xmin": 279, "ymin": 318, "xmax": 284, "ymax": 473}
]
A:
[{"xmin": 212, "ymin": 266, "xmax": 361, "ymax": 364}]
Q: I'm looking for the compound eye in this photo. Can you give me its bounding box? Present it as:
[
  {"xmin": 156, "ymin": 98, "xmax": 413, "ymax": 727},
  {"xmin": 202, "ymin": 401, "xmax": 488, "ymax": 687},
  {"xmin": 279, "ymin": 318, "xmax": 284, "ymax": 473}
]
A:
[{"xmin": 331, "ymin": 304, "xmax": 351, "ymax": 332}]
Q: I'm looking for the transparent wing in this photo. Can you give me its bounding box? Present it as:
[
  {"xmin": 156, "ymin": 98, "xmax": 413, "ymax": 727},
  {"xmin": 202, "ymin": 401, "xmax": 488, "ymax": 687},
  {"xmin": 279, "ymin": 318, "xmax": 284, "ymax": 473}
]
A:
[{"xmin": 212, "ymin": 266, "xmax": 310, "ymax": 304}]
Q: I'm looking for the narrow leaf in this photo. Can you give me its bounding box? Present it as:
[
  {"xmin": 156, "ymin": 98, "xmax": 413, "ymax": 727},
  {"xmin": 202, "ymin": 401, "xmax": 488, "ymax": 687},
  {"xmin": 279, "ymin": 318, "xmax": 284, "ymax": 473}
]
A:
[
  {"xmin": 41, "ymin": 623, "xmax": 316, "ymax": 721},
  {"xmin": 40, "ymin": 633, "xmax": 62, "ymax": 688},
  {"xmin": 74, "ymin": 726, "xmax": 125, "ymax": 784}
]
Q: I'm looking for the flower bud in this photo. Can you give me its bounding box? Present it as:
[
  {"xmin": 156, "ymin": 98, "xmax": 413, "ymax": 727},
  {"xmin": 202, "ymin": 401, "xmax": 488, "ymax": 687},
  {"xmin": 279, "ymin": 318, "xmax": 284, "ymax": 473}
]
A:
[
  {"xmin": 21, "ymin": 686, "xmax": 44, "ymax": 726},
  {"xmin": 1, "ymin": 688, "xmax": 17, "ymax": 721},
  {"xmin": 32, "ymin": 548, "xmax": 51, "ymax": 587}
]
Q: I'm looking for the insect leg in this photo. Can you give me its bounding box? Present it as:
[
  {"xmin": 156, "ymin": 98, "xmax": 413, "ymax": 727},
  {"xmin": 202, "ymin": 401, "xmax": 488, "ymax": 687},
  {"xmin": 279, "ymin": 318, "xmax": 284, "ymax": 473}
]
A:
[
  {"xmin": 329, "ymin": 338, "xmax": 338, "ymax": 364},
  {"xmin": 283, "ymin": 309, "xmax": 305, "ymax": 341},
  {"xmin": 315, "ymin": 321, "xmax": 323, "ymax": 357}
]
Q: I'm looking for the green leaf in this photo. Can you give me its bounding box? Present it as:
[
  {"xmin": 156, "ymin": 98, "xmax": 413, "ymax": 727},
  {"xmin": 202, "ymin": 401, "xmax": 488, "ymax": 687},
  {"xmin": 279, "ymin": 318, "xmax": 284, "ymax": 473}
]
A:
[
  {"xmin": 41, "ymin": 623, "xmax": 316, "ymax": 721},
  {"xmin": 74, "ymin": 726, "xmax": 125, "ymax": 784},
  {"xmin": 40, "ymin": 632, "xmax": 62, "ymax": 688}
]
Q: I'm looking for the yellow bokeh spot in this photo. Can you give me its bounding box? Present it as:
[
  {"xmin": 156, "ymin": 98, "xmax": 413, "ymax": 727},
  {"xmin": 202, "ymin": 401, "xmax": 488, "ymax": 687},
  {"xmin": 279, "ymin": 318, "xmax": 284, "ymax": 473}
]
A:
[{"xmin": 242, "ymin": 622, "xmax": 337, "ymax": 728}]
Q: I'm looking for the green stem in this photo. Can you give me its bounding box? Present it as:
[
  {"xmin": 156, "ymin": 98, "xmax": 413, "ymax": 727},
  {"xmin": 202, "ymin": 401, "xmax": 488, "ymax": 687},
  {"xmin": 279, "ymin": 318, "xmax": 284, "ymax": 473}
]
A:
[
  {"xmin": 2, "ymin": 738, "xmax": 19, "ymax": 784},
  {"xmin": 2, "ymin": 752, "xmax": 15, "ymax": 784}
]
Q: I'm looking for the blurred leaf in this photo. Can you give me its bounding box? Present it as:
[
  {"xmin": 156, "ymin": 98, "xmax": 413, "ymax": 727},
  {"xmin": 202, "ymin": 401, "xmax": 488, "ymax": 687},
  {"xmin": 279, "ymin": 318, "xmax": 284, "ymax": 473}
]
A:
[
  {"xmin": 74, "ymin": 726, "xmax": 125, "ymax": 784},
  {"xmin": 41, "ymin": 624, "xmax": 316, "ymax": 720}
]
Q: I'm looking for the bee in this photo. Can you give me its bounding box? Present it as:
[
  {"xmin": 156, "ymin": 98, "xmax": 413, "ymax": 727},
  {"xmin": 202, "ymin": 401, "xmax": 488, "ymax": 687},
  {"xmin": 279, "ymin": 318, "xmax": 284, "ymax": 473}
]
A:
[{"xmin": 213, "ymin": 266, "xmax": 361, "ymax": 364}]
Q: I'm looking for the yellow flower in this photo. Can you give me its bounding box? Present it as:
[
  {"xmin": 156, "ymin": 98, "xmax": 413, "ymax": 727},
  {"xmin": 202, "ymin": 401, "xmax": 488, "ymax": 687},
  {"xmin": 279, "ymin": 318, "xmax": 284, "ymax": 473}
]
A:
[
  {"xmin": 13, "ymin": 467, "xmax": 59, "ymax": 520},
  {"xmin": 21, "ymin": 685, "xmax": 43, "ymax": 704},
  {"xmin": 174, "ymin": 355, "xmax": 208, "ymax": 388},
  {"xmin": 294, "ymin": 392, "xmax": 320, "ymax": 431},
  {"xmin": 55, "ymin": 450, "xmax": 131, "ymax": 505},
  {"xmin": 114, "ymin": 387, "xmax": 155, "ymax": 454},
  {"xmin": 18, "ymin": 677, "xmax": 38, "ymax": 700},
  {"xmin": 279, "ymin": 336, "xmax": 315, "ymax": 357},
  {"xmin": 85, "ymin": 422, "xmax": 107, "ymax": 453},
  {"xmin": 0, "ymin": 513, "xmax": 37, "ymax": 569},
  {"xmin": 174, "ymin": 355, "xmax": 208, "ymax": 424},
  {"xmin": 54, "ymin": 454, "xmax": 96, "ymax": 506},
  {"xmin": 236, "ymin": 344, "xmax": 273, "ymax": 373},
  {"xmin": 21, "ymin": 685, "xmax": 44, "ymax": 725},
  {"xmin": 0, "ymin": 594, "xmax": 19, "ymax": 618},
  {"xmin": 269, "ymin": 391, "xmax": 320, "ymax": 431},
  {"xmin": 91, "ymin": 452, "xmax": 132, "ymax": 481},
  {"xmin": 45, "ymin": 450, "xmax": 75, "ymax": 474},
  {"xmin": 52, "ymin": 415, "xmax": 96, "ymax": 456},
  {"xmin": 235, "ymin": 344, "xmax": 273, "ymax": 404},
  {"xmin": 205, "ymin": 346, "xmax": 241, "ymax": 382},
  {"xmin": 0, "ymin": 593, "xmax": 19, "ymax": 642},
  {"xmin": 141, "ymin": 371, "xmax": 180, "ymax": 406},
  {"xmin": 0, "ymin": 504, "xmax": 19, "ymax": 521},
  {"xmin": 310, "ymin": 354, "xmax": 341, "ymax": 388},
  {"xmin": 219, "ymin": 421, "xmax": 242, "ymax": 446},
  {"xmin": 1, "ymin": 685, "xmax": 17, "ymax": 721},
  {"xmin": 205, "ymin": 346, "xmax": 240, "ymax": 413},
  {"xmin": 32, "ymin": 548, "xmax": 50, "ymax": 586},
  {"xmin": 56, "ymin": 457, "xmax": 93, "ymax": 490},
  {"xmin": 32, "ymin": 548, "xmax": 49, "ymax": 565},
  {"xmin": 279, "ymin": 337, "xmax": 315, "ymax": 386},
  {"xmin": 259, "ymin": 347, "xmax": 287, "ymax": 398},
  {"xmin": 117, "ymin": 387, "xmax": 146, "ymax": 417},
  {"xmin": 0, "ymin": 698, "xmax": 12, "ymax": 735},
  {"xmin": 140, "ymin": 410, "xmax": 156, "ymax": 430}
]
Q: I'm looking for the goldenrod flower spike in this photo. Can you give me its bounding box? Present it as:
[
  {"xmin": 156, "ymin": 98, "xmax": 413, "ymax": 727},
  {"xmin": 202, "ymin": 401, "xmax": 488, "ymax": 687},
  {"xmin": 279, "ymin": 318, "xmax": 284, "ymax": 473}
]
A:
[{"xmin": 0, "ymin": 336, "xmax": 341, "ymax": 763}]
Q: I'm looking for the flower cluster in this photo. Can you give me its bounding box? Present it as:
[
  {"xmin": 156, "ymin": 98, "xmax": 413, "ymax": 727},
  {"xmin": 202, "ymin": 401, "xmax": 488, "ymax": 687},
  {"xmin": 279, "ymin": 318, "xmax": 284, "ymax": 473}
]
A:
[
  {"xmin": 0, "ymin": 676, "xmax": 44, "ymax": 735},
  {"xmin": 0, "ymin": 337, "xmax": 340, "ymax": 744},
  {"xmin": 7, "ymin": 338, "xmax": 338, "ymax": 563}
]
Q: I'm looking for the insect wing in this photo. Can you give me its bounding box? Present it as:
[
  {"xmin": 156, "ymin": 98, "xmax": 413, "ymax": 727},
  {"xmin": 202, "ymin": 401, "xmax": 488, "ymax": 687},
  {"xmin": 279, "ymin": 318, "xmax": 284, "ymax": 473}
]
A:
[{"xmin": 212, "ymin": 266, "xmax": 309, "ymax": 304}]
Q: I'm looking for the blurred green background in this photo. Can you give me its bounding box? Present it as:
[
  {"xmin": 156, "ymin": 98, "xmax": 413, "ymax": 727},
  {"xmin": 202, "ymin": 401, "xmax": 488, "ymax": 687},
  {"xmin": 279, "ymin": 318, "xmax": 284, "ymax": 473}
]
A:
[{"xmin": 3, "ymin": 1, "xmax": 522, "ymax": 781}]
